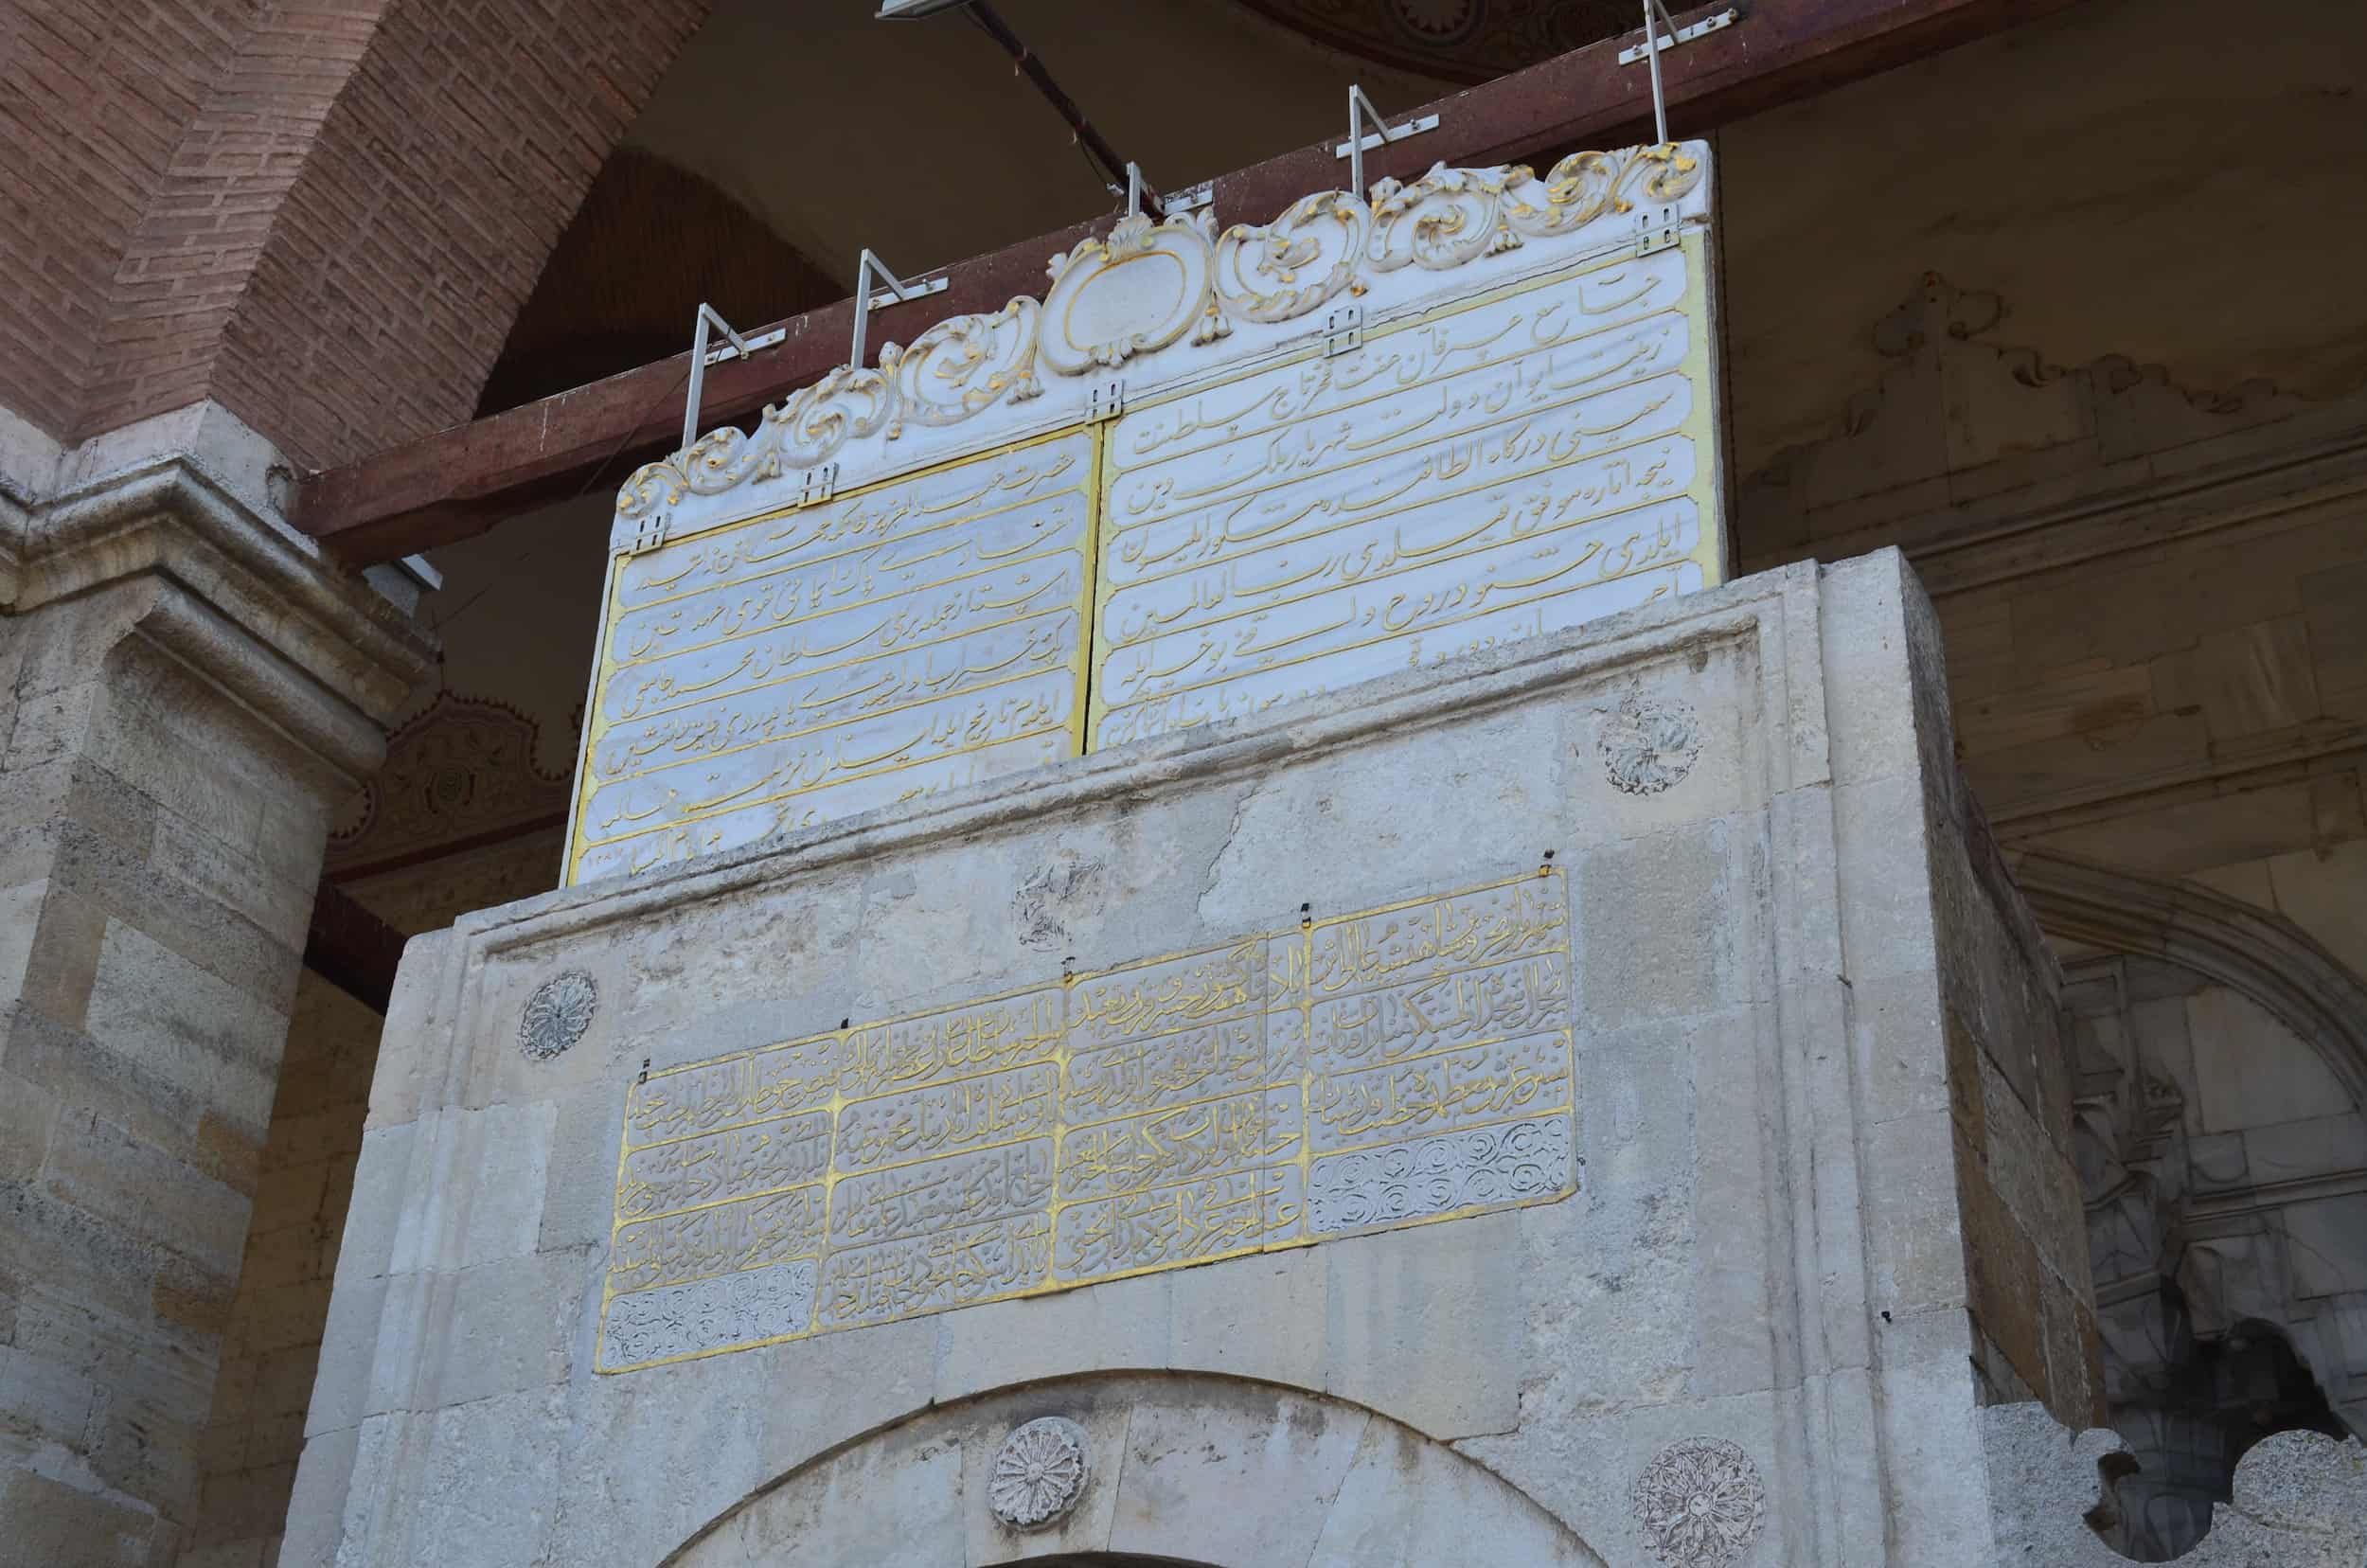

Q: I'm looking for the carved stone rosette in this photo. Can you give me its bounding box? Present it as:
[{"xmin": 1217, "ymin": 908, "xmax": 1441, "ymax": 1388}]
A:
[
  {"xmin": 1598, "ymin": 696, "xmax": 1701, "ymax": 796},
  {"xmin": 519, "ymin": 970, "xmax": 597, "ymax": 1061},
  {"xmin": 1631, "ymin": 1436, "xmax": 1768, "ymax": 1567},
  {"xmin": 988, "ymin": 1417, "xmax": 1090, "ymax": 1530}
]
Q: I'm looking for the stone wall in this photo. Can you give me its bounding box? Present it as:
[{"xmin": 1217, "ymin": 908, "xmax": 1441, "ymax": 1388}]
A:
[
  {"xmin": 288, "ymin": 551, "xmax": 2091, "ymax": 1565},
  {"xmin": 0, "ymin": 413, "xmax": 432, "ymax": 1563},
  {"xmin": 180, "ymin": 973, "xmax": 379, "ymax": 1568}
]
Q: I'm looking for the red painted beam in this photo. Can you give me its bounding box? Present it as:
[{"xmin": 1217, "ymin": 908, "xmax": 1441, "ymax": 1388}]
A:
[{"xmin": 300, "ymin": 0, "xmax": 2088, "ymax": 566}]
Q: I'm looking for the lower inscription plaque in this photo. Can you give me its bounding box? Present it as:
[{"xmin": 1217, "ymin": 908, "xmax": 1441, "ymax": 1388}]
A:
[{"xmin": 597, "ymin": 869, "xmax": 1578, "ymax": 1371}]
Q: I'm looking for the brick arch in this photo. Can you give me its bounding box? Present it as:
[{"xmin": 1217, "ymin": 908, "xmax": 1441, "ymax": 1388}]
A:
[{"xmin": 20, "ymin": 0, "xmax": 711, "ymax": 469}]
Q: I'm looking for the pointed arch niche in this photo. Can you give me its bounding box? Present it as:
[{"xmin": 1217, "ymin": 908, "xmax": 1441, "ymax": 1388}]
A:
[{"xmin": 2012, "ymin": 849, "xmax": 2367, "ymax": 1559}]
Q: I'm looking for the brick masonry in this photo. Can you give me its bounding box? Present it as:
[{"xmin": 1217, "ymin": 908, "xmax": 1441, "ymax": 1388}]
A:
[{"xmin": 0, "ymin": 0, "xmax": 709, "ymax": 471}]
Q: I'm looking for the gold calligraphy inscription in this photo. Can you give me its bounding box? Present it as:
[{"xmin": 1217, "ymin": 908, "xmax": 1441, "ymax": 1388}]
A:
[
  {"xmin": 568, "ymin": 427, "xmax": 1100, "ymax": 885},
  {"xmin": 1090, "ymin": 236, "xmax": 1725, "ymax": 748},
  {"xmin": 596, "ymin": 869, "xmax": 1577, "ymax": 1372}
]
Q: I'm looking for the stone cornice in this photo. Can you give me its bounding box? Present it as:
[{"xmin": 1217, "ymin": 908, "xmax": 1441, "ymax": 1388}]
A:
[{"xmin": 3, "ymin": 451, "xmax": 434, "ymax": 733}]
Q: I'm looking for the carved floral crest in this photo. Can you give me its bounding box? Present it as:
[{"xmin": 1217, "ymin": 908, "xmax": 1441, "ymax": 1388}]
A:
[{"xmin": 615, "ymin": 142, "xmax": 1705, "ymax": 528}]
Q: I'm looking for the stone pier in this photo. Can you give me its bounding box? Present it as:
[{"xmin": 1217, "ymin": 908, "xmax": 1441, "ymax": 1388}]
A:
[{"xmin": 0, "ymin": 405, "xmax": 433, "ymax": 1564}]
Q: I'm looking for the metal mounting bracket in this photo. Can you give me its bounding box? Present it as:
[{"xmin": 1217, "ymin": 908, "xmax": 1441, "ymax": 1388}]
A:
[
  {"xmin": 1086, "ymin": 381, "xmax": 1127, "ymax": 422},
  {"xmin": 624, "ymin": 511, "xmax": 669, "ymax": 557},
  {"xmin": 683, "ymin": 303, "xmax": 781, "ymax": 455},
  {"xmin": 1323, "ymin": 301, "xmax": 1364, "ymax": 356},
  {"xmin": 1632, "ymin": 216, "xmax": 1682, "ymax": 258},
  {"xmin": 796, "ymin": 463, "xmax": 838, "ymax": 508},
  {"xmin": 1617, "ymin": 5, "xmax": 1737, "ymax": 64},
  {"xmin": 1618, "ymin": 1, "xmax": 1738, "ymax": 144},
  {"xmin": 1164, "ymin": 179, "xmax": 1215, "ymax": 215},
  {"xmin": 1335, "ymin": 85, "xmax": 1439, "ymax": 198},
  {"xmin": 851, "ymin": 248, "xmax": 948, "ymax": 372}
]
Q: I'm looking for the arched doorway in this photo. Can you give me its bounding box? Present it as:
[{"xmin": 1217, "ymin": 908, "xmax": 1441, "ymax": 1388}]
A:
[{"xmin": 664, "ymin": 1374, "xmax": 1604, "ymax": 1568}]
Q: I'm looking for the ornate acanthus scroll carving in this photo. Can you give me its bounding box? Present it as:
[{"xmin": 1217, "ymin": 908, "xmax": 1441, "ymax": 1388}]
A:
[{"xmin": 614, "ymin": 144, "xmax": 1703, "ymax": 528}]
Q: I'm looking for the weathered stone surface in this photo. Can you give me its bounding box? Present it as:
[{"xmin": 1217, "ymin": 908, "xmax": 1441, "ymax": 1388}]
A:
[
  {"xmin": 0, "ymin": 429, "xmax": 432, "ymax": 1558},
  {"xmin": 1983, "ymin": 1400, "xmax": 2367, "ymax": 1565},
  {"xmin": 293, "ymin": 552, "xmax": 2094, "ymax": 1565}
]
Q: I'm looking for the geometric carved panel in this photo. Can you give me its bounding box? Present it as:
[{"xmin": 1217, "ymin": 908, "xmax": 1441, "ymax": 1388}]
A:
[{"xmin": 596, "ymin": 868, "xmax": 1575, "ymax": 1371}]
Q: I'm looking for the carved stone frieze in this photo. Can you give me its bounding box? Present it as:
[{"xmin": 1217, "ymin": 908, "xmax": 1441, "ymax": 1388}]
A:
[{"xmin": 596, "ymin": 870, "xmax": 1578, "ymax": 1370}]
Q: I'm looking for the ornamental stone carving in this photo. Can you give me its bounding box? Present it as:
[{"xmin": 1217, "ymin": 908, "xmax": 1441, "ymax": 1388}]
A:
[
  {"xmin": 1631, "ymin": 1436, "xmax": 1767, "ymax": 1567},
  {"xmin": 988, "ymin": 1417, "xmax": 1090, "ymax": 1529},
  {"xmin": 1598, "ymin": 696, "xmax": 1700, "ymax": 796},
  {"xmin": 614, "ymin": 142, "xmax": 1708, "ymax": 533},
  {"xmin": 519, "ymin": 970, "xmax": 597, "ymax": 1060}
]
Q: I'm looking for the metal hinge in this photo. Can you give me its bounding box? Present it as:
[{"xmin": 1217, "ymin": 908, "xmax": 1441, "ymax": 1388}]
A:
[
  {"xmin": 796, "ymin": 463, "xmax": 838, "ymax": 507},
  {"xmin": 624, "ymin": 512, "xmax": 670, "ymax": 556},
  {"xmin": 1323, "ymin": 301, "xmax": 1364, "ymax": 356},
  {"xmin": 1086, "ymin": 381, "xmax": 1127, "ymax": 422}
]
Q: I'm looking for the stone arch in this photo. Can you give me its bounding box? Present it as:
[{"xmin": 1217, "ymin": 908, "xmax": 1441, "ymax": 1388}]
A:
[
  {"xmin": 2022, "ymin": 849, "xmax": 2367, "ymax": 1556},
  {"xmin": 661, "ymin": 1373, "xmax": 1605, "ymax": 1568},
  {"xmin": 2013, "ymin": 848, "xmax": 2367, "ymax": 1105}
]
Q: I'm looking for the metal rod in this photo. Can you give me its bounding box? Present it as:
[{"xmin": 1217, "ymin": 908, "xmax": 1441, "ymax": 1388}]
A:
[
  {"xmin": 1339, "ymin": 85, "xmax": 1439, "ymax": 197},
  {"xmin": 847, "ymin": 249, "xmax": 947, "ymax": 370},
  {"xmin": 965, "ymin": 1, "xmax": 1162, "ymax": 220},
  {"xmin": 1643, "ymin": 0, "xmax": 1671, "ymax": 144},
  {"xmin": 682, "ymin": 303, "xmax": 749, "ymax": 454}
]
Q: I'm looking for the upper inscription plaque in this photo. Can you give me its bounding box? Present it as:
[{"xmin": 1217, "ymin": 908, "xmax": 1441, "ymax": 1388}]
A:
[
  {"xmin": 596, "ymin": 870, "xmax": 1578, "ymax": 1372},
  {"xmin": 571, "ymin": 430, "xmax": 1095, "ymax": 882},
  {"xmin": 574, "ymin": 141, "xmax": 1721, "ymax": 885},
  {"xmin": 1093, "ymin": 237, "xmax": 1720, "ymax": 746}
]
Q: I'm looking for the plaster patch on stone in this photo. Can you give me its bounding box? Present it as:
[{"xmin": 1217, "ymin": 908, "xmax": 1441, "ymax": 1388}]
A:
[
  {"xmin": 1598, "ymin": 696, "xmax": 1701, "ymax": 796},
  {"xmin": 1631, "ymin": 1435, "xmax": 1767, "ymax": 1567},
  {"xmin": 988, "ymin": 1416, "xmax": 1090, "ymax": 1529},
  {"xmin": 1012, "ymin": 857, "xmax": 1106, "ymax": 952},
  {"xmin": 519, "ymin": 970, "xmax": 596, "ymax": 1060}
]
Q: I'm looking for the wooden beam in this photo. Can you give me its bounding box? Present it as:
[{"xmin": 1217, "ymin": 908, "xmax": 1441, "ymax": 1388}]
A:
[
  {"xmin": 300, "ymin": 0, "xmax": 2089, "ymax": 566},
  {"xmin": 303, "ymin": 875, "xmax": 409, "ymax": 1014}
]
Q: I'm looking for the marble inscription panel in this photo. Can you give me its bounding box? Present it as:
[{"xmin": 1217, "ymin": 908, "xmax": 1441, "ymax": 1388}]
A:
[
  {"xmin": 570, "ymin": 428, "xmax": 1097, "ymax": 884},
  {"xmin": 1090, "ymin": 237, "xmax": 1724, "ymax": 747},
  {"xmin": 597, "ymin": 869, "xmax": 1579, "ymax": 1370}
]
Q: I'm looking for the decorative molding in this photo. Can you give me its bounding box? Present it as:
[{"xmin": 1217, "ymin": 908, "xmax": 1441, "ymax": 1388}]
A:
[
  {"xmin": 1234, "ymin": 0, "xmax": 1621, "ymax": 84},
  {"xmin": 1738, "ymin": 274, "xmax": 2330, "ymax": 584},
  {"xmin": 519, "ymin": 970, "xmax": 597, "ymax": 1061},
  {"xmin": 329, "ymin": 691, "xmax": 573, "ymax": 877},
  {"xmin": 613, "ymin": 144, "xmax": 1704, "ymax": 540},
  {"xmin": 2014, "ymin": 849, "xmax": 2367, "ymax": 1106},
  {"xmin": 1984, "ymin": 1402, "xmax": 2367, "ymax": 1565},
  {"xmin": 987, "ymin": 1417, "xmax": 1090, "ymax": 1530},
  {"xmin": 1631, "ymin": 1435, "xmax": 1767, "ymax": 1567}
]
